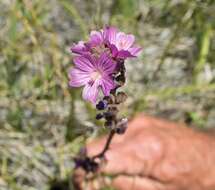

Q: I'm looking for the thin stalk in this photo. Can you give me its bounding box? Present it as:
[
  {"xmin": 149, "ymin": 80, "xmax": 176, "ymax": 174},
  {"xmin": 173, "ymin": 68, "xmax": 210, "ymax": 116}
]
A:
[{"xmin": 92, "ymin": 130, "xmax": 115, "ymax": 159}]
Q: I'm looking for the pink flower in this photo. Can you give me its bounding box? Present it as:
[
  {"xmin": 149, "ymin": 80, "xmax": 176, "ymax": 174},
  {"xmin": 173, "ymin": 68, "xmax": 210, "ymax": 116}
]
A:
[
  {"xmin": 69, "ymin": 53, "xmax": 116, "ymax": 104},
  {"xmin": 70, "ymin": 26, "xmax": 142, "ymax": 59},
  {"xmin": 103, "ymin": 26, "xmax": 142, "ymax": 59}
]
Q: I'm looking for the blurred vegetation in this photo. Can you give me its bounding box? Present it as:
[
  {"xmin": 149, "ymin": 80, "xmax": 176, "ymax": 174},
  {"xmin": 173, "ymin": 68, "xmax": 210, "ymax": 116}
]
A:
[{"xmin": 0, "ymin": 0, "xmax": 215, "ymax": 189}]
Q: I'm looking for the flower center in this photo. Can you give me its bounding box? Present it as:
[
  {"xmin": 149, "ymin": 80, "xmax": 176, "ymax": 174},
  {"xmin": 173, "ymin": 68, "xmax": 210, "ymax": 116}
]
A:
[
  {"xmin": 90, "ymin": 71, "xmax": 101, "ymax": 81},
  {"xmin": 92, "ymin": 44, "xmax": 111, "ymax": 57},
  {"xmin": 119, "ymin": 41, "xmax": 126, "ymax": 49}
]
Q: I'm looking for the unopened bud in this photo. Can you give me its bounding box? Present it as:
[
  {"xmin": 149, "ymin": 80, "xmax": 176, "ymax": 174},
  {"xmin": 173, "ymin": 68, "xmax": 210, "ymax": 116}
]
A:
[
  {"xmin": 104, "ymin": 111, "xmax": 116, "ymax": 121},
  {"xmin": 115, "ymin": 118, "xmax": 128, "ymax": 134},
  {"xmin": 104, "ymin": 120, "xmax": 112, "ymax": 127},
  {"xmin": 96, "ymin": 113, "xmax": 103, "ymax": 120},
  {"xmin": 115, "ymin": 92, "xmax": 127, "ymax": 104},
  {"xmin": 96, "ymin": 100, "xmax": 107, "ymax": 110}
]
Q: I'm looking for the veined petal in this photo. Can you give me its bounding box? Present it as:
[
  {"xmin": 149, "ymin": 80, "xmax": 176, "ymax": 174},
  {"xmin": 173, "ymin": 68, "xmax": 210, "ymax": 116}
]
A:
[
  {"xmin": 82, "ymin": 81, "xmax": 99, "ymax": 104},
  {"xmin": 96, "ymin": 53, "xmax": 116, "ymax": 74},
  {"xmin": 101, "ymin": 76, "xmax": 116, "ymax": 96},
  {"xmin": 88, "ymin": 30, "xmax": 103, "ymax": 46},
  {"xmin": 69, "ymin": 68, "xmax": 90, "ymax": 87},
  {"xmin": 115, "ymin": 32, "xmax": 135, "ymax": 50},
  {"xmin": 117, "ymin": 50, "xmax": 134, "ymax": 59},
  {"xmin": 128, "ymin": 46, "xmax": 142, "ymax": 56},
  {"xmin": 73, "ymin": 55, "xmax": 95, "ymax": 72},
  {"xmin": 70, "ymin": 41, "xmax": 87, "ymax": 55},
  {"xmin": 103, "ymin": 26, "xmax": 117, "ymax": 44}
]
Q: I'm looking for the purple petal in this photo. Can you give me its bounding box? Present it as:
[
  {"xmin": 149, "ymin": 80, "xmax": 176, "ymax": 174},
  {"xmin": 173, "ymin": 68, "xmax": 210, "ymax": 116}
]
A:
[
  {"xmin": 103, "ymin": 26, "xmax": 117, "ymax": 44},
  {"xmin": 82, "ymin": 81, "xmax": 99, "ymax": 104},
  {"xmin": 128, "ymin": 46, "xmax": 142, "ymax": 56},
  {"xmin": 96, "ymin": 53, "xmax": 116, "ymax": 74},
  {"xmin": 115, "ymin": 32, "xmax": 135, "ymax": 50},
  {"xmin": 70, "ymin": 41, "xmax": 87, "ymax": 55},
  {"xmin": 101, "ymin": 76, "xmax": 116, "ymax": 96},
  {"xmin": 117, "ymin": 50, "xmax": 134, "ymax": 59},
  {"xmin": 69, "ymin": 68, "xmax": 90, "ymax": 87},
  {"xmin": 73, "ymin": 55, "xmax": 95, "ymax": 72},
  {"xmin": 109, "ymin": 44, "xmax": 119, "ymax": 58},
  {"xmin": 88, "ymin": 31, "xmax": 103, "ymax": 47}
]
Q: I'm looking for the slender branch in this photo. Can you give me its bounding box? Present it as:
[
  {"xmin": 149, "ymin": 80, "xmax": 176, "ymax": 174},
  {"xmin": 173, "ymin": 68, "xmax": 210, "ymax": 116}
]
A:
[{"xmin": 92, "ymin": 130, "xmax": 115, "ymax": 159}]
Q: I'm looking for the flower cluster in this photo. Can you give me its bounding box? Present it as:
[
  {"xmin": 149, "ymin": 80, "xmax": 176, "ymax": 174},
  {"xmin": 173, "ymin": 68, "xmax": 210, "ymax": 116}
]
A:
[
  {"xmin": 69, "ymin": 26, "xmax": 141, "ymax": 174},
  {"xmin": 69, "ymin": 26, "xmax": 141, "ymax": 104}
]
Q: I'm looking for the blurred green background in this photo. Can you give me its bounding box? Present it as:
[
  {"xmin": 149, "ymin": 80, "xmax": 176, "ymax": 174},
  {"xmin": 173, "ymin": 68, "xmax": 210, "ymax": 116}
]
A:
[{"xmin": 0, "ymin": 0, "xmax": 215, "ymax": 189}]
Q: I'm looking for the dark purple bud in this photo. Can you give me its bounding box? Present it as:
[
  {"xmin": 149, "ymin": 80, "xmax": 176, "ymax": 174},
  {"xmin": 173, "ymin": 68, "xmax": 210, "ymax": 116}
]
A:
[
  {"xmin": 74, "ymin": 158, "xmax": 83, "ymax": 168},
  {"xmin": 115, "ymin": 118, "xmax": 128, "ymax": 134},
  {"xmin": 74, "ymin": 157, "xmax": 99, "ymax": 173},
  {"xmin": 104, "ymin": 111, "xmax": 115, "ymax": 121},
  {"xmin": 96, "ymin": 100, "xmax": 107, "ymax": 110},
  {"xmin": 115, "ymin": 74, "xmax": 126, "ymax": 84},
  {"xmin": 84, "ymin": 157, "xmax": 99, "ymax": 173},
  {"xmin": 115, "ymin": 127, "xmax": 126, "ymax": 134},
  {"xmin": 96, "ymin": 113, "xmax": 103, "ymax": 120}
]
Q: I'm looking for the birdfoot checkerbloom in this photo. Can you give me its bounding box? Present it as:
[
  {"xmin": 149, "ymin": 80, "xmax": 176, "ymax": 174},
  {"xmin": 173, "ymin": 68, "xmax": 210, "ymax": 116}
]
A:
[
  {"xmin": 69, "ymin": 26, "xmax": 142, "ymax": 175},
  {"xmin": 69, "ymin": 53, "xmax": 116, "ymax": 104},
  {"xmin": 69, "ymin": 26, "xmax": 142, "ymax": 104}
]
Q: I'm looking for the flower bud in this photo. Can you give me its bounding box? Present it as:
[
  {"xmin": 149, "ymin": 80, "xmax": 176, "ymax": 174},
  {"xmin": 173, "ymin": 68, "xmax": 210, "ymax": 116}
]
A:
[
  {"xmin": 74, "ymin": 157, "xmax": 99, "ymax": 173},
  {"xmin": 115, "ymin": 74, "xmax": 125, "ymax": 82},
  {"xmin": 96, "ymin": 113, "xmax": 103, "ymax": 120},
  {"xmin": 115, "ymin": 92, "xmax": 127, "ymax": 104},
  {"xmin": 115, "ymin": 118, "xmax": 128, "ymax": 134},
  {"xmin": 96, "ymin": 100, "xmax": 107, "ymax": 110},
  {"xmin": 104, "ymin": 111, "xmax": 115, "ymax": 121},
  {"xmin": 104, "ymin": 120, "xmax": 112, "ymax": 127}
]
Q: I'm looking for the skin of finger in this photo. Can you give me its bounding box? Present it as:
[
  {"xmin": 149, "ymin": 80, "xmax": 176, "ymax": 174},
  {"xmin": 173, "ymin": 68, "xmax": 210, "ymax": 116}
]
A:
[
  {"xmin": 152, "ymin": 127, "xmax": 215, "ymax": 189},
  {"xmin": 103, "ymin": 120, "xmax": 215, "ymax": 189},
  {"xmin": 99, "ymin": 130, "xmax": 164, "ymax": 176},
  {"xmin": 112, "ymin": 175, "xmax": 165, "ymax": 190}
]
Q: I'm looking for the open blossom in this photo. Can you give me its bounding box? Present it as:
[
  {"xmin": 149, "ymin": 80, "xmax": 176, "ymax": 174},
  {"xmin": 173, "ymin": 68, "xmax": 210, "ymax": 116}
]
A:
[
  {"xmin": 103, "ymin": 26, "xmax": 142, "ymax": 59},
  {"xmin": 69, "ymin": 53, "xmax": 116, "ymax": 103},
  {"xmin": 71, "ymin": 26, "xmax": 142, "ymax": 59}
]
